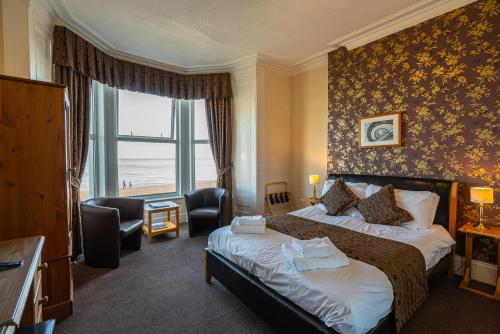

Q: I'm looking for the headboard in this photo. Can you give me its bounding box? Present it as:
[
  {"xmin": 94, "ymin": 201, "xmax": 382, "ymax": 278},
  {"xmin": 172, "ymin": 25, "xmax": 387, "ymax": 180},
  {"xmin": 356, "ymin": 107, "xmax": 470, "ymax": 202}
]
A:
[{"xmin": 327, "ymin": 174, "xmax": 458, "ymax": 239}]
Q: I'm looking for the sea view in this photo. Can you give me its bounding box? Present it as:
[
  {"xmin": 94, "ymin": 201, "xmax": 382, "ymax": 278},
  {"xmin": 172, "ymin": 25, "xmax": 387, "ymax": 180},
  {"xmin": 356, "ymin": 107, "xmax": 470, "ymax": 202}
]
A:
[{"xmin": 80, "ymin": 158, "xmax": 217, "ymax": 199}]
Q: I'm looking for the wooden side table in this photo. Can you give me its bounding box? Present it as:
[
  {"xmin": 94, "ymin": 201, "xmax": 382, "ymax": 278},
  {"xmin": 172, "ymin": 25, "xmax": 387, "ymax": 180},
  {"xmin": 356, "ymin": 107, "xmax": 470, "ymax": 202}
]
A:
[
  {"xmin": 143, "ymin": 204, "xmax": 180, "ymax": 242},
  {"xmin": 300, "ymin": 197, "xmax": 320, "ymax": 206},
  {"xmin": 458, "ymin": 223, "xmax": 500, "ymax": 301}
]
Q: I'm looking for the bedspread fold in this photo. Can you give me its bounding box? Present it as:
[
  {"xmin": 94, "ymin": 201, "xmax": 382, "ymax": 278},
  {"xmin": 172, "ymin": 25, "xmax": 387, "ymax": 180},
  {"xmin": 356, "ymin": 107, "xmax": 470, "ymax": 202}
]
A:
[{"xmin": 267, "ymin": 214, "xmax": 428, "ymax": 332}]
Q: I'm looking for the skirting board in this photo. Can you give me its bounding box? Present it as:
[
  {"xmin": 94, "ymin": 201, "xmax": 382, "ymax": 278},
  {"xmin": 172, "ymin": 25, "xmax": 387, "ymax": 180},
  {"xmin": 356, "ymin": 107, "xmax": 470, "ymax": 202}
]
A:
[{"xmin": 454, "ymin": 255, "xmax": 497, "ymax": 286}]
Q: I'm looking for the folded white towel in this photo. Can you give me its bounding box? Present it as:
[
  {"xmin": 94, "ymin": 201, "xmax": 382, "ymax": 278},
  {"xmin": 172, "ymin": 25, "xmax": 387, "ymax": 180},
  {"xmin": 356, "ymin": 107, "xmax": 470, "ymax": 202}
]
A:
[
  {"xmin": 231, "ymin": 218, "xmax": 266, "ymax": 234},
  {"xmin": 291, "ymin": 237, "xmax": 338, "ymax": 258},
  {"xmin": 281, "ymin": 242, "xmax": 349, "ymax": 272},
  {"xmin": 238, "ymin": 215, "xmax": 266, "ymax": 226}
]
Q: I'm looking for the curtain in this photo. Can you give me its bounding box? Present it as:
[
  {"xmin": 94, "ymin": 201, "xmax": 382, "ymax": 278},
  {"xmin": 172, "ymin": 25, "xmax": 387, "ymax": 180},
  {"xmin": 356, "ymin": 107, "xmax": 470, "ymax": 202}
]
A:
[
  {"xmin": 53, "ymin": 25, "xmax": 233, "ymax": 256},
  {"xmin": 54, "ymin": 66, "xmax": 92, "ymax": 258},
  {"xmin": 53, "ymin": 26, "xmax": 232, "ymax": 99},
  {"xmin": 205, "ymin": 97, "xmax": 233, "ymax": 222}
]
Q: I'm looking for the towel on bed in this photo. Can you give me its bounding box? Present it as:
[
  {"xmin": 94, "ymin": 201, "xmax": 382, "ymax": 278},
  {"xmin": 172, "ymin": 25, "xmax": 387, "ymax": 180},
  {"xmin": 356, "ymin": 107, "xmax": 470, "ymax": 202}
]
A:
[
  {"xmin": 282, "ymin": 241, "xmax": 350, "ymax": 272},
  {"xmin": 238, "ymin": 215, "xmax": 266, "ymax": 226},
  {"xmin": 231, "ymin": 218, "xmax": 266, "ymax": 234},
  {"xmin": 291, "ymin": 237, "xmax": 338, "ymax": 258}
]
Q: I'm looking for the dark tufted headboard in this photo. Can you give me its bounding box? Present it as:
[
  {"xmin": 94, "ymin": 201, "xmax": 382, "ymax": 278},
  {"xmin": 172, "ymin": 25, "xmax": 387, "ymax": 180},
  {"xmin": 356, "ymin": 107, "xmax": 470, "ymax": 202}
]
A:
[{"xmin": 327, "ymin": 174, "xmax": 458, "ymax": 239}]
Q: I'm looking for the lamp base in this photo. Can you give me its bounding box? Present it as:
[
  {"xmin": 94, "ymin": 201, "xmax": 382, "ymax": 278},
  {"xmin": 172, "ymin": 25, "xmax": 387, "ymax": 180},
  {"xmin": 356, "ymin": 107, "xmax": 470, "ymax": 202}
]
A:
[{"xmin": 475, "ymin": 221, "xmax": 489, "ymax": 230}]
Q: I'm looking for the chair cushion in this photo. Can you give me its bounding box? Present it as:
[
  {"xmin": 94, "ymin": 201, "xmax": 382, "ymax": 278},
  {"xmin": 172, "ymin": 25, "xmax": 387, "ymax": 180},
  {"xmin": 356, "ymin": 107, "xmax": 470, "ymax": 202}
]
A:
[
  {"xmin": 120, "ymin": 219, "xmax": 143, "ymax": 238},
  {"xmin": 189, "ymin": 207, "xmax": 220, "ymax": 220}
]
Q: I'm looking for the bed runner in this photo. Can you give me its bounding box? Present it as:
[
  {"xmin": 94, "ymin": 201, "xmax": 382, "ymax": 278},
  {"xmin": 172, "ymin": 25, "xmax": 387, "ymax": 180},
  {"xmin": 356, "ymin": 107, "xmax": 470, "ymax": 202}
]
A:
[{"xmin": 266, "ymin": 214, "xmax": 428, "ymax": 332}]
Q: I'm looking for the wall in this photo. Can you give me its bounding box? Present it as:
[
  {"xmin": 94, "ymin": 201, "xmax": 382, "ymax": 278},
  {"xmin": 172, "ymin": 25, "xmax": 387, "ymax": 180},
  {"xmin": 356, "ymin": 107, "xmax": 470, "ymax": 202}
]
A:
[
  {"xmin": 290, "ymin": 65, "xmax": 328, "ymax": 209},
  {"xmin": 232, "ymin": 63, "xmax": 258, "ymax": 216},
  {"xmin": 256, "ymin": 64, "xmax": 292, "ymax": 214},
  {"xmin": 0, "ymin": 2, "xmax": 4, "ymax": 73},
  {"xmin": 327, "ymin": 0, "xmax": 498, "ymax": 263},
  {"xmin": 28, "ymin": 0, "xmax": 55, "ymax": 81},
  {"xmin": 0, "ymin": 0, "xmax": 55, "ymax": 80},
  {"xmin": 1, "ymin": 0, "xmax": 31, "ymax": 77}
]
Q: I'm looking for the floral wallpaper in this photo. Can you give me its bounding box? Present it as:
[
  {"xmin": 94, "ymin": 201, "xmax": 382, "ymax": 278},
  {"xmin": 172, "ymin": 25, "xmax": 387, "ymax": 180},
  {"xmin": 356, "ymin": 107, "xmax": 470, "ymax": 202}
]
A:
[{"xmin": 327, "ymin": 0, "xmax": 499, "ymax": 263}]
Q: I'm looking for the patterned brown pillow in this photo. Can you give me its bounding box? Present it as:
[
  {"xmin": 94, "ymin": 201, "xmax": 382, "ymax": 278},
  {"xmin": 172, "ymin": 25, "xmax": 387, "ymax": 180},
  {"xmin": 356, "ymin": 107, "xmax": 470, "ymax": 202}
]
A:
[
  {"xmin": 320, "ymin": 178, "xmax": 359, "ymax": 216},
  {"xmin": 356, "ymin": 184, "xmax": 413, "ymax": 225}
]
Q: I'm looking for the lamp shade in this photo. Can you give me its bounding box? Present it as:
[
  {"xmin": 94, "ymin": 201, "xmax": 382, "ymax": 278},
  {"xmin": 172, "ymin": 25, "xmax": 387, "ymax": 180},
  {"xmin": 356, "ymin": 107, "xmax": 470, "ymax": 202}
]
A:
[
  {"xmin": 309, "ymin": 175, "xmax": 320, "ymax": 185},
  {"xmin": 470, "ymin": 187, "xmax": 494, "ymax": 204}
]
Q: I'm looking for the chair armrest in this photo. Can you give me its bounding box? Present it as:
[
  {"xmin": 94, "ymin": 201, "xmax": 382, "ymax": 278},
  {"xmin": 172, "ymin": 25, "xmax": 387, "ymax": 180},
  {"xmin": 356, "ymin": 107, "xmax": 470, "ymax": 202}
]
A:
[
  {"xmin": 218, "ymin": 190, "xmax": 229, "ymax": 225},
  {"xmin": 80, "ymin": 204, "xmax": 121, "ymax": 238}
]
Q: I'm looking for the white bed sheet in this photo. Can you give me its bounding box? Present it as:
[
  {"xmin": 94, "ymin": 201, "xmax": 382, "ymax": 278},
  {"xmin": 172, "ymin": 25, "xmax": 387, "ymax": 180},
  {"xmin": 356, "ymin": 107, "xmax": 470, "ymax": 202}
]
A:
[{"xmin": 207, "ymin": 206, "xmax": 455, "ymax": 334}]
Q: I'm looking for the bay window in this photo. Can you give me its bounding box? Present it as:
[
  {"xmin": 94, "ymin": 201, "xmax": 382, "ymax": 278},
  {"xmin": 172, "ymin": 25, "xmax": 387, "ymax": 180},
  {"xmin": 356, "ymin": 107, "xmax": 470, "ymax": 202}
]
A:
[{"xmin": 80, "ymin": 81, "xmax": 217, "ymax": 200}]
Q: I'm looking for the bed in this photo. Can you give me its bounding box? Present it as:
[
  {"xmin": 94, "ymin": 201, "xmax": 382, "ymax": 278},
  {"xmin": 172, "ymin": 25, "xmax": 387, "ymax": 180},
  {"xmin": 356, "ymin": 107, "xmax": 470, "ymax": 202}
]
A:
[{"xmin": 204, "ymin": 174, "xmax": 458, "ymax": 334}]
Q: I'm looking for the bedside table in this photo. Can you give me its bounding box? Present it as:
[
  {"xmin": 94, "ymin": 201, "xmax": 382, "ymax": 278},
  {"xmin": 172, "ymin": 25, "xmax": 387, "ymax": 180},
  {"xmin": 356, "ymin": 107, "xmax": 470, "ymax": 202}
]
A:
[
  {"xmin": 300, "ymin": 197, "xmax": 320, "ymax": 206},
  {"xmin": 458, "ymin": 223, "xmax": 500, "ymax": 301}
]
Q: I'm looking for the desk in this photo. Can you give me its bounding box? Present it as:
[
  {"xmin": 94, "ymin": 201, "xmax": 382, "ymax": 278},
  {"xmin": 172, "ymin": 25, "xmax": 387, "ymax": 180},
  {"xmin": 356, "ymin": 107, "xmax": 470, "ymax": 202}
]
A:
[{"xmin": 0, "ymin": 237, "xmax": 46, "ymax": 334}]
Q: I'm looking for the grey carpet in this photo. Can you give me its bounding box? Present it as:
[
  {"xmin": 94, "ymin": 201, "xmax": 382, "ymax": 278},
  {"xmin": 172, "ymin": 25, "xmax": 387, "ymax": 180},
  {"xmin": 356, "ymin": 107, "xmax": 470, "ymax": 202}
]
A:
[{"xmin": 55, "ymin": 228, "xmax": 500, "ymax": 334}]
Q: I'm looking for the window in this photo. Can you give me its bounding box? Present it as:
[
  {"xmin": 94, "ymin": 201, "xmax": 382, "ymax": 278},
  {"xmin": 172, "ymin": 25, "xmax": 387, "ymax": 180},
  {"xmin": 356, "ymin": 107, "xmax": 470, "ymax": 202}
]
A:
[
  {"xmin": 117, "ymin": 91, "xmax": 177, "ymax": 197},
  {"xmin": 193, "ymin": 100, "xmax": 217, "ymax": 189},
  {"xmin": 79, "ymin": 89, "xmax": 96, "ymax": 201},
  {"xmin": 82, "ymin": 82, "xmax": 217, "ymax": 200}
]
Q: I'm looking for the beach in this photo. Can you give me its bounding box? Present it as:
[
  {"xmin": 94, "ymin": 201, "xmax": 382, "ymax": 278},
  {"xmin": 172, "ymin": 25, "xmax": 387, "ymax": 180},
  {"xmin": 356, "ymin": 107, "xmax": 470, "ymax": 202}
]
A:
[{"xmin": 80, "ymin": 180, "xmax": 216, "ymax": 200}]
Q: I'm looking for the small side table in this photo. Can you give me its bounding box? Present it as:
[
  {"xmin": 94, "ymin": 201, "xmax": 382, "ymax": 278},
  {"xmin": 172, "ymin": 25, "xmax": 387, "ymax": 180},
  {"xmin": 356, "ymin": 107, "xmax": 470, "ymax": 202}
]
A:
[
  {"xmin": 143, "ymin": 204, "xmax": 180, "ymax": 242},
  {"xmin": 300, "ymin": 197, "xmax": 320, "ymax": 206},
  {"xmin": 458, "ymin": 223, "xmax": 500, "ymax": 301}
]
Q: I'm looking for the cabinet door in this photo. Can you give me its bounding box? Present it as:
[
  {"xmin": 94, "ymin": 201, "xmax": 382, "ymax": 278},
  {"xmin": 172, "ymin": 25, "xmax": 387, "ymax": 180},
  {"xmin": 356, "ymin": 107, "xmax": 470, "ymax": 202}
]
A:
[{"xmin": 0, "ymin": 78, "xmax": 69, "ymax": 260}]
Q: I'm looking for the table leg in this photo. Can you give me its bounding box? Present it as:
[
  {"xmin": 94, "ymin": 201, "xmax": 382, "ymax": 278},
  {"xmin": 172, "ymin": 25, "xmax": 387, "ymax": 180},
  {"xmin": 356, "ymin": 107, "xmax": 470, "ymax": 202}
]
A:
[
  {"xmin": 495, "ymin": 242, "xmax": 500, "ymax": 300},
  {"xmin": 175, "ymin": 207, "xmax": 180, "ymax": 238},
  {"xmin": 148, "ymin": 211, "xmax": 153, "ymax": 243},
  {"xmin": 460, "ymin": 233, "xmax": 473, "ymax": 289},
  {"xmin": 167, "ymin": 209, "xmax": 171, "ymax": 224}
]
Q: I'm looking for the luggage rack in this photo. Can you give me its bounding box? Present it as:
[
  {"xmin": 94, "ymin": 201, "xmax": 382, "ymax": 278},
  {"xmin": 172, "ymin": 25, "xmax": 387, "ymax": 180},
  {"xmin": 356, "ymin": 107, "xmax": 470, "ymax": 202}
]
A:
[{"xmin": 264, "ymin": 181, "xmax": 294, "ymax": 216}]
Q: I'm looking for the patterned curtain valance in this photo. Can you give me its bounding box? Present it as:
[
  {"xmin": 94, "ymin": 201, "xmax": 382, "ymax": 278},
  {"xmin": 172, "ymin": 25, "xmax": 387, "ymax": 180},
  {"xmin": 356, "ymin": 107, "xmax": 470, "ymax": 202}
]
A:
[{"xmin": 53, "ymin": 25, "xmax": 232, "ymax": 99}]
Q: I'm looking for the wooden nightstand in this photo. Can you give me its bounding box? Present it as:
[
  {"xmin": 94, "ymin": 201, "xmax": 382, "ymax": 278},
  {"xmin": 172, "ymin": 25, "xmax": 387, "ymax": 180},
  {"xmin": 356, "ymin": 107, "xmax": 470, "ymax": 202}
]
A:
[
  {"xmin": 300, "ymin": 197, "xmax": 320, "ymax": 206},
  {"xmin": 458, "ymin": 223, "xmax": 500, "ymax": 301}
]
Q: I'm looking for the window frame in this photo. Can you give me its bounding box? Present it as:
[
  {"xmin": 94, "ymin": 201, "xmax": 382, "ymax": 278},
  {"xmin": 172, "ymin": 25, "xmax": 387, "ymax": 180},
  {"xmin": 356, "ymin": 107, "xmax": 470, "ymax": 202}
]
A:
[
  {"xmin": 190, "ymin": 100, "xmax": 214, "ymax": 189},
  {"xmin": 115, "ymin": 92, "xmax": 180, "ymax": 199},
  {"xmin": 82, "ymin": 84, "xmax": 216, "ymax": 202}
]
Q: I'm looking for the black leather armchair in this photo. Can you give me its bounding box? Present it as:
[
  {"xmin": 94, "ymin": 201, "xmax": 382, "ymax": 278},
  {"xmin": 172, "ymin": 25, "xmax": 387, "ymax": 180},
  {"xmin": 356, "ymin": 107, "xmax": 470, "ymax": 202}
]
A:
[
  {"xmin": 81, "ymin": 197, "xmax": 145, "ymax": 268},
  {"xmin": 184, "ymin": 188, "xmax": 229, "ymax": 237}
]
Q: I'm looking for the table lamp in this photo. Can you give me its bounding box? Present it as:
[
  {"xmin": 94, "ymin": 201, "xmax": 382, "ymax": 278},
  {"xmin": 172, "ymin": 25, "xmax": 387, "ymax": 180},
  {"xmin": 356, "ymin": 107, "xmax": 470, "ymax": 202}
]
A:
[
  {"xmin": 470, "ymin": 186, "xmax": 494, "ymax": 230},
  {"xmin": 309, "ymin": 175, "xmax": 320, "ymax": 199}
]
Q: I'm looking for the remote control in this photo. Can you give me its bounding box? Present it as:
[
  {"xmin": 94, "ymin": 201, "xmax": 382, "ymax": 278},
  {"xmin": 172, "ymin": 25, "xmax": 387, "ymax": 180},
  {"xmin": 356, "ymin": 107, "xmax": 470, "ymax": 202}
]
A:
[{"xmin": 0, "ymin": 260, "xmax": 24, "ymax": 270}]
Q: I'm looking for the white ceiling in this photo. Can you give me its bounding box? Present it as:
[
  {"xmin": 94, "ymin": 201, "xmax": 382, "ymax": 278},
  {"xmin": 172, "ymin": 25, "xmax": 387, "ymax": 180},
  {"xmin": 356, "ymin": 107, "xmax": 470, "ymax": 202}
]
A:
[{"xmin": 50, "ymin": 0, "xmax": 463, "ymax": 70}]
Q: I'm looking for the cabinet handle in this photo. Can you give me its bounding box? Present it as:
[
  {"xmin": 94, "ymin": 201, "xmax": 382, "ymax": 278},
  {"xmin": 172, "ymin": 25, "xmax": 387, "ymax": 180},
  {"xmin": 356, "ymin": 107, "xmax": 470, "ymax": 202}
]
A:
[
  {"xmin": 38, "ymin": 296, "xmax": 49, "ymax": 305},
  {"xmin": 38, "ymin": 262, "xmax": 48, "ymax": 271}
]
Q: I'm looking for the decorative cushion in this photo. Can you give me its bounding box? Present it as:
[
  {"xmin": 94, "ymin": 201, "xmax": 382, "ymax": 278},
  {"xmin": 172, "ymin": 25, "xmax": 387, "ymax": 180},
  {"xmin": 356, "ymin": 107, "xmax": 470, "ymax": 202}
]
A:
[
  {"xmin": 365, "ymin": 184, "xmax": 440, "ymax": 230},
  {"xmin": 357, "ymin": 185, "xmax": 413, "ymax": 225},
  {"xmin": 320, "ymin": 178, "xmax": 359, "ymax": 216}
]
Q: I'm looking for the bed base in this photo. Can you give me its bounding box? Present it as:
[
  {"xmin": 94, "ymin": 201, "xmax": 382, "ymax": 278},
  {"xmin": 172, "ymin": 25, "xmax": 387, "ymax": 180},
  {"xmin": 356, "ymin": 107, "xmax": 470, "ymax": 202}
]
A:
[
  {"xmin": 205, "ymin": 248, "xmax": 452, "ymax": 334},
  {"xmin": 204, "ymin": 174, "xmax": 457, "ymax": 333}
]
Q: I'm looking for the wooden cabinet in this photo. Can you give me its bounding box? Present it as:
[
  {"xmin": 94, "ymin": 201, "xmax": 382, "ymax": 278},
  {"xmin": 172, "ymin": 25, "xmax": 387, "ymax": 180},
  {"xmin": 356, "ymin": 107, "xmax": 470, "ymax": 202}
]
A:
[{"xmin": 0, "ymin": 75, "xmax": 73, "ymax": 321}]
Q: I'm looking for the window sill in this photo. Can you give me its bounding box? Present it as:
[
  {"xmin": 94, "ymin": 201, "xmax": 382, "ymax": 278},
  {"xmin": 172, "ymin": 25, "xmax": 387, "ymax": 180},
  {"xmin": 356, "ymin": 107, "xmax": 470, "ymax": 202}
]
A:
[{"xmin": 142, "ymin": 195, "xmax": 184, "ymax": 203}]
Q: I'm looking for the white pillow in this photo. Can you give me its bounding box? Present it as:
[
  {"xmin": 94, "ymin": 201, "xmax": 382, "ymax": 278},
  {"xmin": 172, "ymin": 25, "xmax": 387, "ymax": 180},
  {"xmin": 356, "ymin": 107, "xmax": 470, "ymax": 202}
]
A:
[
  {"xmin": 318, "ymin": 181, "xmax": 368, "ymax": 216},
  {"xmin": 364, "ymin": 184, "xmax": 440, "ymax": 230}
]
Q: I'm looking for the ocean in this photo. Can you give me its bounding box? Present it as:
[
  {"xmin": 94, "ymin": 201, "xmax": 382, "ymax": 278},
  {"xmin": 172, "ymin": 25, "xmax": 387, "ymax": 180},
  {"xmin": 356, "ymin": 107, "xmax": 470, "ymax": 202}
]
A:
[{"xmin": 80, "ymin": 158, "xmax": 216, "ymax": 190}]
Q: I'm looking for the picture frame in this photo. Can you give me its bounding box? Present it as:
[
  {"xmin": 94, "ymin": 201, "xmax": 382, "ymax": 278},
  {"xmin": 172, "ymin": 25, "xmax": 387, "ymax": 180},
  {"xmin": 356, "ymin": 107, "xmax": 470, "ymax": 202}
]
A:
[{"xmin": 359, "ymin": 112, "xmax": 402, "ymax": 148}]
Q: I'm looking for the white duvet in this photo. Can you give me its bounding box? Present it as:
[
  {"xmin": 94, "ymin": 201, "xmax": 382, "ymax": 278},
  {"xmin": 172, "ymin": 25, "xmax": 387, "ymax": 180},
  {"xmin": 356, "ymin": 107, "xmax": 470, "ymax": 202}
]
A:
[{"xmin": 207, "ymin": 206, "xmax": 455, "ymax": 334}]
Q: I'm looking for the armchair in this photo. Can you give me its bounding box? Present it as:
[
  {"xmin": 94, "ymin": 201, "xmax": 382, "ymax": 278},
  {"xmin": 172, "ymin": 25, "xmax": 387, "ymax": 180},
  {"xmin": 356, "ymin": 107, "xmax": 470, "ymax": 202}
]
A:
[
  {"xmin": 81, "ymin": 197, "xmax": 145, "ymax": 268},
  {"xmin": 184, "ymin": 188, "xmax": 229, "ymax": 237}
]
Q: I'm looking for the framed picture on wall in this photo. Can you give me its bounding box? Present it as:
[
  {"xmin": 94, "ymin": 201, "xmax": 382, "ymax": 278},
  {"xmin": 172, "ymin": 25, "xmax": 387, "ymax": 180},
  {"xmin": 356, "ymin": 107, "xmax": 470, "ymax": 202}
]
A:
[{"xmin": 359, "ymin": 112, "xmax": 402, "ymax": 148}]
